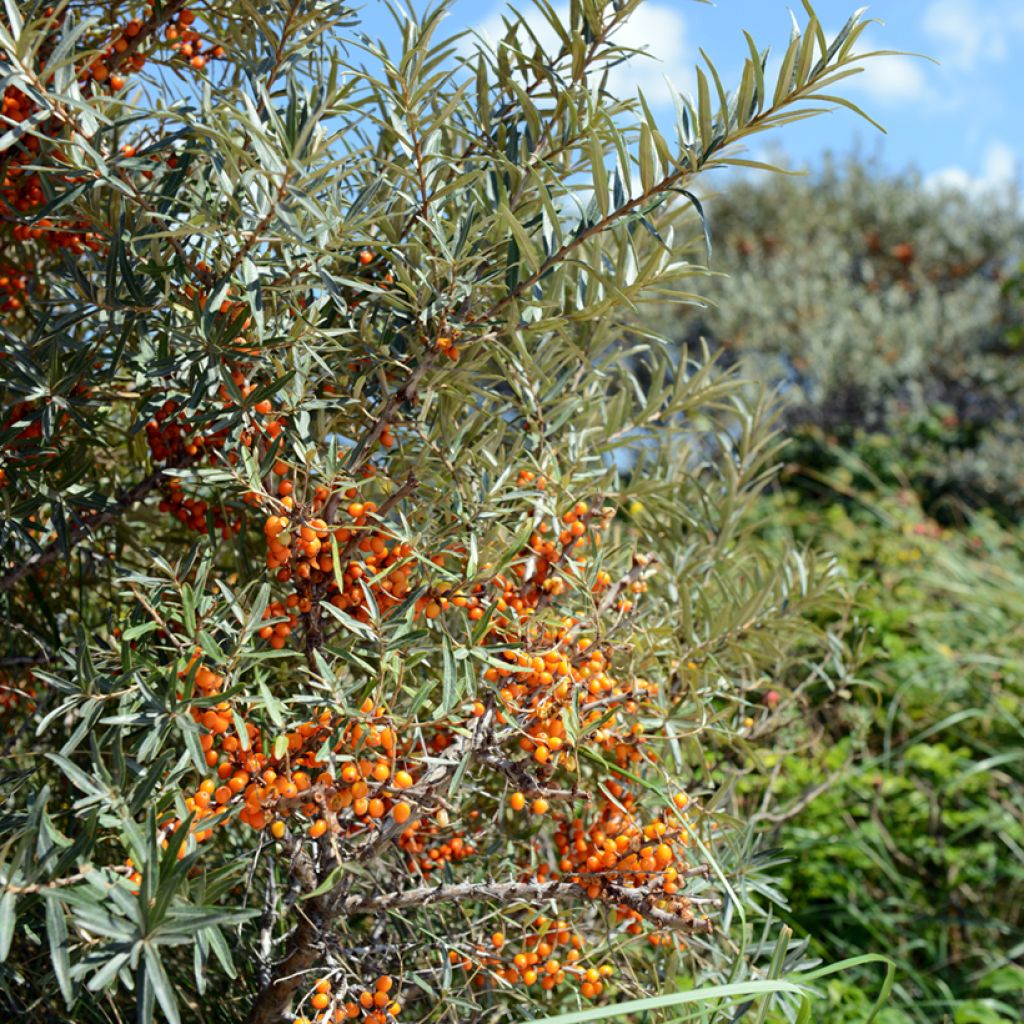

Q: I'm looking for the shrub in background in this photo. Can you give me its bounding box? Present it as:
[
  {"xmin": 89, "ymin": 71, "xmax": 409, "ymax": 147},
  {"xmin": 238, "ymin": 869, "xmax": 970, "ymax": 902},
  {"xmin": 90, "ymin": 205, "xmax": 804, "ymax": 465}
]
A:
[
  {"xmin": 649, "ymin": 158, "xmax": 1024, "ymax": 520},
  {"xmin": 634, "ymin": 152, "xmax": 1024, "ymax": 1019}
]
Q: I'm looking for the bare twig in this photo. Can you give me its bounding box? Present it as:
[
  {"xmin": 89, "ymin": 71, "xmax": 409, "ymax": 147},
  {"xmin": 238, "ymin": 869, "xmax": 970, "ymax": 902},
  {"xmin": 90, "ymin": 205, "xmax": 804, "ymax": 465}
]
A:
[
  {"xmin": 2, "ymin": 863, "xmax": 132, "ymax": 894},
  {"xmin": 337, "ymin": 878, "xmax": 716, "ymax": 935}
]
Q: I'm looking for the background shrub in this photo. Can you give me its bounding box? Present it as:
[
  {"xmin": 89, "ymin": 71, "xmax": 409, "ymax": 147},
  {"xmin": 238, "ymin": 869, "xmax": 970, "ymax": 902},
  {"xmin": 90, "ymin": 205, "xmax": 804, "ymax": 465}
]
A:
[
  {"xmin": 648, "ymin": 158, "xmax": 1024, "ymax": 521},
  {"xmin": 637, "ymin": 161, "xmax": 1024, "ymax": 1021}
]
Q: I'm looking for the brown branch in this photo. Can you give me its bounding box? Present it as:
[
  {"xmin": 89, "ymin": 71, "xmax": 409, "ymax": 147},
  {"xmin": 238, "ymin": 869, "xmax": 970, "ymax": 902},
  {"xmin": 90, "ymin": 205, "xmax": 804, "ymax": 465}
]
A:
[
  {"xmin": 0, "ymin": 461, "xmax": 190, "ymax": 593},
  {"xmin": 244, "ymin": 835, "xmax": 328, "ymax": 1024},
  {"xmin": 336, "ymin": 878, "xmax": 715, "ymax": 935},
  {"xmin": 244, "ymin": 913, "xmax": 322, "ymax": 1024},
  {"xmin": 2, "ymin": 863, "xmax": 132, "ymax": 894}
]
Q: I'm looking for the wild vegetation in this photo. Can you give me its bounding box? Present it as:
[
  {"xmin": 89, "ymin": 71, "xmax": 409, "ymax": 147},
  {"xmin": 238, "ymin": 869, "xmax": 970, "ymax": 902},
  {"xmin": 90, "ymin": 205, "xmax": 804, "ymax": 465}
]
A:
[{"xmin": 651, "ymin": 163, "xmax": 1024, "ymax": 1022}]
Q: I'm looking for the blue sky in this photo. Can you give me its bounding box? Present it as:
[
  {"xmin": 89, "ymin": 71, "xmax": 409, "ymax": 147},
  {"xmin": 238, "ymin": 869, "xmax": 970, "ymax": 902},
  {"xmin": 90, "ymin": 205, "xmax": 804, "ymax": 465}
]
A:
[{"xmin": 357, "ymin": 0, "xmax": 1023, "ymax": 195}]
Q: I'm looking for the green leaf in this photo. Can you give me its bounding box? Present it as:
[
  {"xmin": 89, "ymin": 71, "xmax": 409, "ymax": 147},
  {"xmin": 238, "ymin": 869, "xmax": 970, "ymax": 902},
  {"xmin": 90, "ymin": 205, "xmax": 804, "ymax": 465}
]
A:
[
  {"xmin": 144, "ymin": 942, "xmax": 181, "ymax": 1024},
  {"xmin": 0, "ymin": 891, "xmax": 15, "ymax": 961},
  {"xmin": 528, "ymin": 980, "xmax": 811, "ymax": 1023},
  {"xmin": 44, "ymin": 896, "xmax": 73, "ymax": 1006}
]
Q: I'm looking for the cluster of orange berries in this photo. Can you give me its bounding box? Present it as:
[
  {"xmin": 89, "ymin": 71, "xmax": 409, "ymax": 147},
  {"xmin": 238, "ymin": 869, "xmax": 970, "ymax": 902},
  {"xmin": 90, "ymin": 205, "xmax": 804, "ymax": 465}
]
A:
[
  {"xmin": 0, "ymin": 399, "xmax": 61, "ymax": 487},
  {"xmin": 146, "ymin": 372, "xmax": 286, "ymax": 537},
  {"xmin": 256, "ymin": 484, "xmax": 624, "ymax": 657},
  {"xmin": 399, "ymin": 814, "xmax": 478, "ymax": 874},
  {"xmin": 172, "ymin": 678, "xmax": 421, "ymax": 846},
  {"xmin": 85, "ymin": 6, "xmax": 217, "ymax": 89},
  {"xmin": 1, "ymin": 14, "xmax": 101, "ymax": 261},
  {"xmin": 85, "ymin": 13, "xmax": 146, "ymax": 91},
  {"xmin": 0, "ymin": 5, "xmax": 221, "ymax": 305},
  {"xmin": 552, "ymin": 786, "xmax": 688, "ymax": 884},
  {"xmin": 146, "ymin": 398, "xmax": 232, "ymax": 533},
  {"xmin": 261, "ymin": 478, "xmax": 424, "ymax": 628},
  {"xmin": 258, "ymin": 599, "xmax": 299, "ymax": 649},
  {"xmin": 434, "ymin": 331, "xmax": 460, "ymax": 362},
  {"xmin": 293, "ymin": 975, "xmax": 400, "ymax": 1024},
  {"xmin": 0, "ymin": 265, "xmax": 26, "ymax": 312},
  {"xmin": 487, "ymin": 636, "xmax": 656, "ymax": 774},
  {"xmin": 449, "ymin": 919, "xmax": 614, "ymax": 999},
  {"xmin": 165, "ymin": 8, "xmax": 224, "ymax": 70}
]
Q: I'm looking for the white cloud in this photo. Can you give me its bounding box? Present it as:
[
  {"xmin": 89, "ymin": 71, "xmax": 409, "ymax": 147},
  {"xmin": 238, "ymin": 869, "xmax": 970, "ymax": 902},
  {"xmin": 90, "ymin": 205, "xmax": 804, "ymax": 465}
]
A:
[
  {"xmin": 474, "ymin": 3, "xmax": 691, "ymax": 105},
  {"xmin": 856, "ymin": 55, "xmax": 930, "ymax": 103},
  {"xmin": 925, "ymin": 141, "xmax": 1020, "ymax": 196},
  {"xmin": 922, "ymin": 0, "xmax": 1024, "ymax": 70},
  {"xmin": 846, "ymin": 37, "xmax": 931, "ymax": 107}
]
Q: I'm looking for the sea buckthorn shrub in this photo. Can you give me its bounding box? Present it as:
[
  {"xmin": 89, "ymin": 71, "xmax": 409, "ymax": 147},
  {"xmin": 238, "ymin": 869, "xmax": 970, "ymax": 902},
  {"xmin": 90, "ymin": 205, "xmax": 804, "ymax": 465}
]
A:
[
  {"xmin": 646, "ymin": 158, "xmax": 1024, "ymax": 521},
  {"xmin": 0, "ymin": 3, "xmax": 884, "ymax": 1022}
]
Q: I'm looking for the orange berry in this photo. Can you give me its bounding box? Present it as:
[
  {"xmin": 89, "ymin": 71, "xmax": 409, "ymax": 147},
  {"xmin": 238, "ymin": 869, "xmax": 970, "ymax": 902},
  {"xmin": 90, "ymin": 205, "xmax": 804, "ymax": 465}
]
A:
[
  {"xmin": 393, "ymin": 770, "xmax": 413, "ymax": 789},
  {"xmin": 392, "ymin": 801, "xmax": 412, "ymax": 824},
  {"xmin": 532, "ymin": 798, "xmax": 549, "ymax": 815},
  {"xmin": 309, "ymin": 819, "xmax": 328, "ymax": 839},
  {"xmin": 509, "ymin": 792, "xmax": 526, "ymax": 812}
]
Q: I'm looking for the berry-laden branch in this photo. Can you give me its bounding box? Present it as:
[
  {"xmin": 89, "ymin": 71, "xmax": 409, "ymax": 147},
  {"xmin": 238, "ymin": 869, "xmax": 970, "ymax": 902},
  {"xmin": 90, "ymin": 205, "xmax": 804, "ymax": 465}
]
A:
[
  {"xmin": 336, "ymin": 878, "xmax": 717, "ymax": 933},
  {"xmin": 0, "ymin": 5, "xmax": 891, "ymax": 1023},
  {"xmin": 101, "ymin": 0, "xmax": 193, "ymax": 81}
]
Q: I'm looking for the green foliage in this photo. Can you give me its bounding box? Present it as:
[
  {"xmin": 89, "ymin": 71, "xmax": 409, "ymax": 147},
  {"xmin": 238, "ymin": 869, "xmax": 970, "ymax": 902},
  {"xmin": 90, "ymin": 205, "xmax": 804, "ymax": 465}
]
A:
[
  {"xmin": 0, "ymin": 2, "xmax": 893, "ymax": 1023},
  {"xmin": 741, "ymin": 458, "xmax": 1024, "ymax": 1022}
]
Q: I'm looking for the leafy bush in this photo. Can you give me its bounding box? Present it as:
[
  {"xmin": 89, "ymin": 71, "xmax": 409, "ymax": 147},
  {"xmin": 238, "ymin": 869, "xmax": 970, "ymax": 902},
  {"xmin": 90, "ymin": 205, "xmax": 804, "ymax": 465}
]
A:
[
  {"xmin": 0, "ymin": 3, "xmax": 890, "ymax": 1023},
  {"xmin": 746, "ymin": 454, "xmax": 1024, "ymax": 1022},
  {"xmin": 648, "ymin": 158, "xmax": 1024, "ymax": 520}
]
